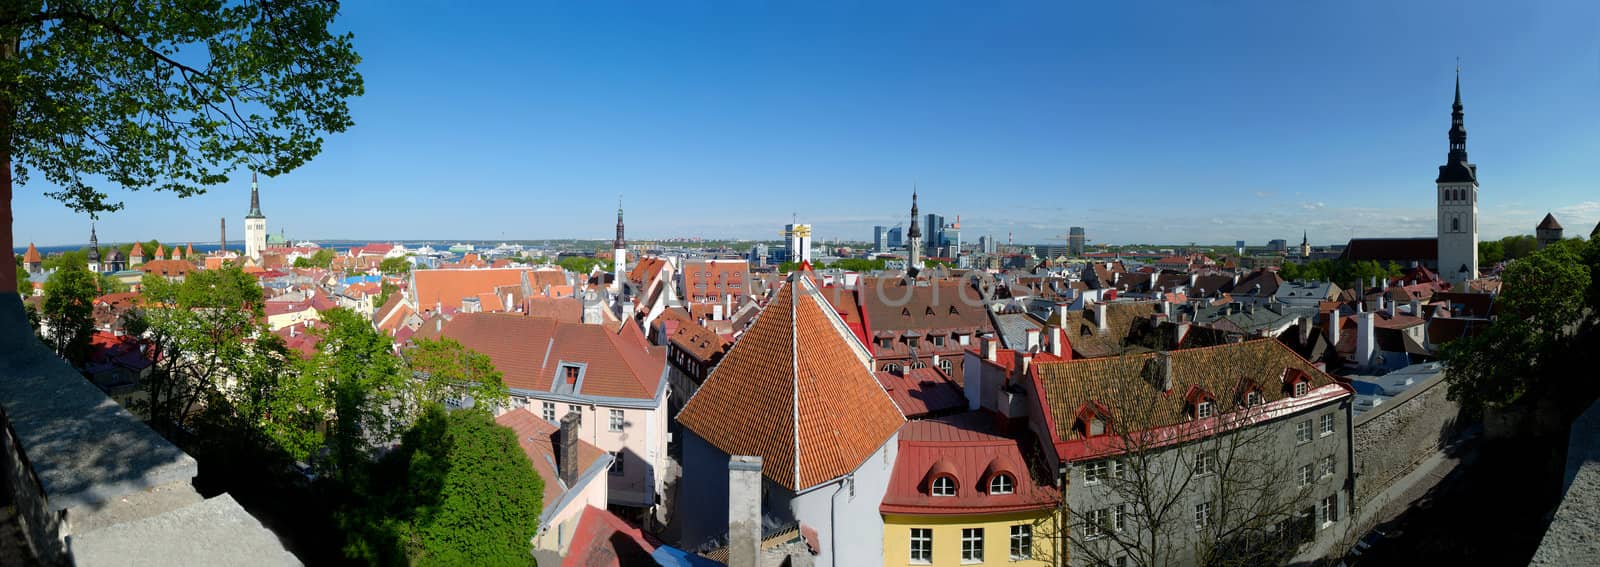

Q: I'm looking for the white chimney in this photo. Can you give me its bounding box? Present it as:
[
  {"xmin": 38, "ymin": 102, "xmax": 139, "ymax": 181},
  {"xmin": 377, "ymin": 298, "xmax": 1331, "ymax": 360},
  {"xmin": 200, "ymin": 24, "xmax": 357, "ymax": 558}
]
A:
[
  {"xmin": 1025, "ymin": 328, "xmax": 1041, "ymax": 352},
  {"xmin": 723, "ymin": 293, "xmax": 733, "ymax": 320},
  {"xmin": 1356, "ymin": 311, "xmax": 1376, "ymax": 367},
  {"xmin": 1327, "ymin": 309, "xmax": 1341, "ymax": 346},
  {"xmin": 1410, "ymin": 298, "xmax": 1421, "ymax": 317},
  {"xmin": 1189, "ymin": 273, "xmax": 1198, "ymax": 288},
  {"xmin": 1095, "ymin": 302, "xmax": 1108, "ymax": 333},
  {"xmin": 728, "ymin": 456, "xmax": 762, "ymax": 567},
  {"xmin": 984, "ymin": 335, "xmax": 998, "ymax": 361},
  {"xmin": 1048, "ymin": 327, "xmax": 1064, "ymax": 357}
]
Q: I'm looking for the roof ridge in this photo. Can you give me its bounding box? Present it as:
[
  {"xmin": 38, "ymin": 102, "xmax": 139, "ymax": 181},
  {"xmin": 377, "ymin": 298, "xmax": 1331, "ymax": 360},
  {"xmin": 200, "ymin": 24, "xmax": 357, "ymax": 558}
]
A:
[{"xmin": 790, "ymin": 277, "xmax": 803, "ymax": 489}]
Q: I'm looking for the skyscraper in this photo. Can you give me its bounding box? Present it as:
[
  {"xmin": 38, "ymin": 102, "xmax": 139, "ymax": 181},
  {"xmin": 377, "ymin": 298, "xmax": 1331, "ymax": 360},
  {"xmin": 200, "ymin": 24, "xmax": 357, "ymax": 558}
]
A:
[
  {"xmin": 873, "ymin": 225, "xmax": 887, "ymax": 253},
  {"xmin": 1068, "ymin": 226, "xmax": 1086, "ymax": 256}
]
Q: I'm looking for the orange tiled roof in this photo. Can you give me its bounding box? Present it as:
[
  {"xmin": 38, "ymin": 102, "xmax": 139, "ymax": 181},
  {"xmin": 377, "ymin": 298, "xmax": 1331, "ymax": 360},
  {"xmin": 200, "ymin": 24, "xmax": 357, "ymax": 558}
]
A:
[
  {"xmin": 141, "ymin": 259, "xmax": 194, "ymax": 277},
  {"xmin": 414, "ymin": 313, "xmax": 666, "ymax": 400},
  {"xmin": 626, "ymin": 257, "xmax": 667, "ymax": 287},
  {"xmin": 411, "ymin": 268, "xmax": 530, "ymax": 313},
  {"xmin": 677, "ymin": 274, "xmax": 905, "ymax": 491},
  {"xmin": 496, "ymin": 408, "xmax": 606, "ymax": 511},
  {"xmin": 23, "ymin": 242, "xmax": 41, "ymax": 263}
]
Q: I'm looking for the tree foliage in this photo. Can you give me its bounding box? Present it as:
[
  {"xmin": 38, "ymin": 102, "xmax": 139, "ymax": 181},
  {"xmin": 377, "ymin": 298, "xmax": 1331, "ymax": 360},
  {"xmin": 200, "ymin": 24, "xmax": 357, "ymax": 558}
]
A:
[
  {"xmin": 1443, "ymin": 239, "xmax": 1598, "ymax": 416},
  {"xmin": 343, "ymin": 406, "xmax": 543, "ymax": 566},
  {"xmin": 304, "ymin": 307, "xmax": 407, "ymax": 482},
  {"xmin": 374, "ymin": 279, "xmax": 399, "ymax": 310},
  {"xmin": 380, "ymin": 256, "xmax": 412, "ymax": 275},
  {"xmin": 1278, "ymin": 259, "xmax": 1402, "ymax": 288},
  {"xmin": 556, "ymin": 256, "xmax": 612, "ymax": 275},
  {"xmin": 404, "ymin": 337, "xmax": 509, "ymax": 413},
  {"xmin": 2, "ymin": 0, "xmax": 363, "ymax": 214},
  {"xmin": 41, "ymin": 263, "xmax": 98, "ymax": 365},
  {"xmin": 140, "ymin": 266, "xmax": 270, "ymax": 433},
  {"xmin": 1478, "ymin": 234, "xmax": 1538, "ymax": 266}
]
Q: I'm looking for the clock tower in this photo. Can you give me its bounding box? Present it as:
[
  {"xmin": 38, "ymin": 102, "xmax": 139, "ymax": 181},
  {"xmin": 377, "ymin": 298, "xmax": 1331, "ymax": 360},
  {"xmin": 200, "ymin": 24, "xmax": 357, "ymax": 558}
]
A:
[{"xmin": 1436, "ymin": 70, "xmax": 1478, "ymax": 286}]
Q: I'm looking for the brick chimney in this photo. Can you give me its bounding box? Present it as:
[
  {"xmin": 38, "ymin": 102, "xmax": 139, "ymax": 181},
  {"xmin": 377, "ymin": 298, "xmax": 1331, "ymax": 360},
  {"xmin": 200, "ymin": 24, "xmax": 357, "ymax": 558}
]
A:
[
  {"xmin": 728, "ymin": 455, "xmax": 763, "ymax": 567},
  {"xmin": 559, "ymin": 411, "xmax": 580, "ymax": 487}
]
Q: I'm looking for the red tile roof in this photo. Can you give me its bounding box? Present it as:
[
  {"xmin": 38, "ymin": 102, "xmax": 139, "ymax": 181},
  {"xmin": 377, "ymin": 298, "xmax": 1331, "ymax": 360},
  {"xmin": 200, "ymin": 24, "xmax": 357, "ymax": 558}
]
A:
[
  {"xmin": 561, "ymin": 506, "xmax": 656, "ymax": 567},
  {"xmin": 626, "ymin": 257, "xmax": 667, "ymax": 288},
  {"xmin": 495, "ymin": 408, "xmax": 607, "ymax": 514},
  {"xmin": 23, "ymin": 242, "xmax": 41, "ymax": 263},
  {"xmin": 677, "ymin": 274, "xmax": 905, "ymax": 491},
  {"xmin": 875, "ymin": 368, "xmax": 967, "ymax": 418},
  {"xmin": 411, "ymin": 268, "xmax": 530, "ymax": 313},
  {"xmin": 681, "ymin": 259, "xmax": 751, "ymax": 302},
  {"xmin": 413, "ymin": 313, "xmax": 666, "ymax": 400},
  {"xmin": 881, "ymin": 414, "xmax": 1058, "ymax": 515},
  {"xmin": 140, "ymin": 259, "xmax": 194, "ymax": 278}
]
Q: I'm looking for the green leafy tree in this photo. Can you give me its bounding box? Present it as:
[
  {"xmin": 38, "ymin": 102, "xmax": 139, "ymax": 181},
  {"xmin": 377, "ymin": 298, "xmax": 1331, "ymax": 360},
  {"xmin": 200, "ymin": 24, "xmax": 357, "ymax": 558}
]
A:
[
  {"xmin": 380, "ymin": 256, "xmax": 412, "ymax": 275},
  {"xmin": 556, "ymin": 256, "xmax": 612, "ymax": 275},
  {"xmin": 374, "ymin": 279, "xmax": 400, "ymax": 310},
  {"xmin": 0, "ymin": 5, "xmax": 361, "ymax": 298},
  {"xmin": 377, "ymin": 406, "xmax": 542, "ymax": 566},
  {"xmin": 1443, "ymin": 239, "xmax": 1596, "ymax": 416},
  {"xmin": 96, "ymin": 272, "xmax": 127, "ymax": 293},
  {"xmin": 403, "ymin": 338, "xmax": 509, "ymax": 413},
  {"xmin": 310, "ymin": 248, "xmax": 337, "ymax": 269},
  {"xmin": 293, "ymin": 256, "xmax": 313, "ymax": 269},
  {"xmin": 41, "ymin": 264, "xmax": 98, "ymax": 365},
  {"xmin": 140, "ymin": 267, "xmax": 267, "ymax": 432},
  {"xmin": 13, "ymin": 257, "xmax": 26, "ymax": 288},
  {"xmin": 41, "ymin": 249, "xmax": 87, "ymax": 271},
  {"xmin": 305, "ymin": 307, "xmax": 408, "ymax": 483}
]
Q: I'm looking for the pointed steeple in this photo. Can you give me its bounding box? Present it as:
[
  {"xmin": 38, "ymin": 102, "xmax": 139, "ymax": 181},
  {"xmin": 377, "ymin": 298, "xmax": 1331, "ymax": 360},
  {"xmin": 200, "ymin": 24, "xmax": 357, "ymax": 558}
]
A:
[
  {"xmin": 1302, "ymin": 231, "xmax": 1308, "ymax": 246},
  {"xmin": 246, "ymin": 171, "xmax": 265, "ymax": 219},
  {"xmin": 614, "ymin": 196, "xmax": 625, "ymax": 250},
  {"xmin": 87, "ymin": 223, "xmax": 101, "ymax": 263},
  {"xmin": 1437, "ymin": 66, "xmax": 1476, "ymax": 183},
  {"xmin": 907, "ymin": 187, "xmax": 921, "ymax": 239}
]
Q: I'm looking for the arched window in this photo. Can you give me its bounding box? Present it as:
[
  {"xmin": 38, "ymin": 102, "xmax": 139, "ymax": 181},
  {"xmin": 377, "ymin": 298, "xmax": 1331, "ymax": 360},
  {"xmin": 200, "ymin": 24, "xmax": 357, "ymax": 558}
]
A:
[
  {"xmin": 883, "ymin": 363, "xmax": 901, "ymax": 373},
  {"xmin": 1452, "ymin": 217, "xmax": 1460, "ymax": 232},
  {"xmin": 938, "ymin": 358, "xmax": 953, "ymax": 374},
  {"xmin": 931, "ymin": 476, "xmax": 956, "ymax": 496},
  {"xmin": 989, "ymin": 474, "xmax": 1014, "ymax": 495},
  {"xmin": 912, "ymin": 361, "xmax": 927, "ymax": 369}
]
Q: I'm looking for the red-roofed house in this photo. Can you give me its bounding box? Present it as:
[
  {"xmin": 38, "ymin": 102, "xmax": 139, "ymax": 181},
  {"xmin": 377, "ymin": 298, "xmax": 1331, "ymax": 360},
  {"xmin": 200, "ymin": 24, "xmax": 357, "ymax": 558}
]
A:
[
  {"xmin": 414, "ymin": 313, "xmax": 669, "ymax": 512},
  {"xmin": 494, "ymin": 408, "xmax": 614, "ymax": 559},
  {"xmin": 559, "ymin": 506, "xmax": 656, "ymax": 567},
  {"xmin": 408, "ymin": 267, "xmax": 531, "ymax": 317},
  {"xmin": 675, "ymin": 272, "xmax": 905, "ymax": 565}
]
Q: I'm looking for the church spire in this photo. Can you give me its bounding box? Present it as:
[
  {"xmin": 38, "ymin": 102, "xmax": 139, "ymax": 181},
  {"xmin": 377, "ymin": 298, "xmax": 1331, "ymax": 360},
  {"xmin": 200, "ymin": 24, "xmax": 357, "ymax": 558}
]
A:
[
  {"xmin": 1437, "ymin": 67, "xmax": 1476, "ymax": 184},
  {"xmin": 246, "ymin": 171, "xmax": 264, "ymax": 219},
  {"xmin": 614, "ymin": 196, "xmax": 625, "ymax": 250},
  {"xmin": 907, "ymin": 187, "xmax": 921, "ymax": 239},
  {"xmin": 88, "ymin": 222, "xmax": 100, "ymax": 263}
]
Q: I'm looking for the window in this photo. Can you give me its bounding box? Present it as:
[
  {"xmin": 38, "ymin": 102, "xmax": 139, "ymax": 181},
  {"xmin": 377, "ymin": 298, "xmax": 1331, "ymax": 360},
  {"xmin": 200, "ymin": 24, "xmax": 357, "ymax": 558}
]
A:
[
  {"xmin": 1245, "ymin": 391, "xmax": 1263, "ymax": 407},
  {"xmin": 609, "ymin": 409, "xmax": 624, "ymax": 432},
  {"xmin": 1114, "ymin": 556, "xmax": 1129, "ymax": 567},
  {"xmin": 989, "ymin": 474, "xmax": 1014, "ymax": 495},
  {"xmin": 961, "ymin": 528, "xmax": 984, "ymax": 563},
  {"xmin": 909, "ymin": 528, "xmax": 932, "ymax": 564},
  {"xmin": 569, "ymin": 404, "xmax": 583, "ymax": 425},
  {"xmin": 1195, "ymin": 502, "xmax": 1212, "ymax": 530},
  {"xmin": 1113, "ymin": 504, "xmax": 1126, "ymax": 531},
  {"xmin": 1452, "ymin": 217, "xmax": 1460, "ymax": 232},
  {"xmin": 564, "ymin": 365, "xmax": 579, "ymax": 383},
  {"xmin": 1084, "ymin": 509, "xmax": 1107, "ymax": 539},
  {"xmin": 1299, "ymin": 464, "xmax": 1314, "ymax": 487},
  {"xmin": 1320, "ymin": 456, "xmax": 1335, "ymax": 478},
  {"xmin": 1010, "ymin": 525, "xmax": 1032, "ymax": 560},
  {"xmin": 610, "ymin": 452, "xmax": 624, "ymax": 476},
  {"xmin": 1294, "ymin": 381, "xmax": 1309, "ymax": 397},
  {"xmin": 1320, "ymin": 413, "xmax": 1335, "ymax": 436},
  {"xmin": 1084, "ymin": 461, "xmax": 1109, "ymax": 485},
  {"xmin": 541, "ymin": 401, "xmax": 556, "ymax": 422},
  {"xmin": 931, "ymin": 476, "xmax": 956, "ymax": 496},
  {"xmin": 883, "ymin": 363, "xmax": 901, "ymax": 373},
  {"xmin": 1194, "ymin": 451, "xmax": 1218, "ymax": 477},
  {"xmin": 1319, "ymin": 495, "xmax": 1339, "ymax": 527},
  {"xmin": 938, "ymin": 358, "xmax": 953, "ymax": 375},
  {"xmin": 932, "ymin": 335, "xmax": 945, "ymax": 347},
  {"xmin": 1197, "ymin": 401, "xmax": 1214, "ymax": 419},
  {"xmin": 1296, "ymin": 420, "xmax": 1313, "ymax": 444}
]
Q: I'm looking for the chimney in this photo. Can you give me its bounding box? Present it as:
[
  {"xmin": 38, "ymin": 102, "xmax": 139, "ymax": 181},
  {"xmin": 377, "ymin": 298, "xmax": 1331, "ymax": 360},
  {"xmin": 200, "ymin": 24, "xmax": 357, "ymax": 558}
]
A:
[
  {"xmin": 1409, "ymin": 298, "xmax": 1421, "ymax": 317},
  {"xmin": 1298, "ymin": 315, "xmax": 1314, "ymax": 345},
  {"xmin": 1147, "ymin": 351, "xmax": 1173, "ymax": 391},
  {"xmin": 1025, "ymin": 328, "xmax": 1041, "ymax": 352},
  {"xmin": 1162, "ymin": 299, "xmax": 1173, "ymax": 319},
  {"xmin": 559, "ymin": 411, "xmax": 581, "ymax": 487},
  {"xmin": 724, "ymin": 293, "xmax": 733, "ymax": 320},
  {"xmin": 1356, "ymin": 311, "xmax": 1376, "ymax": 367},
  {"xmin": 1189, "ymin": 273, "xmax": 1198, "ymax": 288},
  {"xmin": 983, "ymin": 334, "xmax": 998, "ymax": 361},
  {"xmin": 728, "ymin": 455, "xmax": 764, "ymax": 567},
  {"xmin": 1327, "ymin": 309, "xmax": 1341, "ymax": 346},
  {"xmin": 1174, "ymin": 321, "xmax": 1191, "ymax": 347},
  {"xmin": 1048, "ymin": 327, "xmax": 1064, "ymax": 357},
  {"xmin": 1095, "ymin": 302, "xmax": 1108, "ymax": 332},
  {"xmin": 1020, "ymin": 352, "xmax": 1033, "ymax": 376}
]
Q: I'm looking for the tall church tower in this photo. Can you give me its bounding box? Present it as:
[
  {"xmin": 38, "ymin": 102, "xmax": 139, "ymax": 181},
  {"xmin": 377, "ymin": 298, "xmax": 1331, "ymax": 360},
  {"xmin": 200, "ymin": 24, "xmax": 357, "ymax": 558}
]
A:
[
  {"xmin": 86, "ymin": 223, "xmax": 101, "ymax": 273},
  {"xmin": 244, "ymin": 172, "xmax": 267, "ymax": 261},
  {"xmin": 613, "ymin": 197, "xmax": 627, "ymax": 293},
  {"xmin": 1436, "ymin": 70, "xmax": 1479, "ymax": 285},
  {"xmin": 906, "ymin": 189, "xmax": 923, "ymax": 269}
]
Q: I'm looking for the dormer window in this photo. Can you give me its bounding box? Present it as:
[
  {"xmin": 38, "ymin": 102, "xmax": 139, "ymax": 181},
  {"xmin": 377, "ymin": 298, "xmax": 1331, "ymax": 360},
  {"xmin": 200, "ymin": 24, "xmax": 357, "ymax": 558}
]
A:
[
  {"xmin": 989, "ymin": 474, "xmax": 1014, "ymax": 495},
  {"xmin": 1295, "ymin": 381, "xmax": 1309, "ymax": 397},
  {"xmin": 1245, "ymin": 391, "xmax": 1264, "ymax": 407},
  {"xmin": 931, "ymin": 476, "xmax": 956, "ymax": 497},
  {"xmin": 1184, "ymin": 386, "xmax": 1216, "ymax": 420},
  {"xmin": 1283, "ymin": 368, "xmax": 1312, "ymax": 398},
  {"xmin": 564, "ymin": 366, "xmax": 579, "ymax": 384},
  {"xmin": 1197, "ymin": 401, "xmax": 1214, "ymax": 419}
]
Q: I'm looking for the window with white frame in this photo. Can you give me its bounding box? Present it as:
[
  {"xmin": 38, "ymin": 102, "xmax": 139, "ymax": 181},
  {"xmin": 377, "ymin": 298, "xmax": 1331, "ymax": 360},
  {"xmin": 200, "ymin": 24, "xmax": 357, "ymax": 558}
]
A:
[
  {"xmin": 931, "ymin": 476, "xmax": 956, "ymax": 496},
  {"xmin": 1245, "ymin": 390, "xmax": 1263, "ymax": 407},
  {"xmin": 1085, "ymin": 460, "xmax": 1109, "ymax": 485},
  {"xmin": 1320, "ymin": 455, "xmax": 1335, "ymax": 478},
  {"xmin": 989, "ymin": 474, "xmax": 1014, "ymax": 495},
  {"xmin": 1194, "ymin": 450, "xmax": 1218, "ymax": 477},
  {"xmin": 1320, "ymin": 413, "xmax": 1335, "ymax": 436},
  {"xmin": 1294, "ymin": 381, "xmax": 1309, "ymax": 397},
  {"xmin": 609, "ymin": 451, "xmax": 623, "ymax": 476},
  {"xmin": 1299, "ymin": 464, "xmax": 1314, "ymax": 487},
  {"xmin": 1010, "ymin": 524, "xmax": 1032, "ymax": 560},
  {"xmin": 1195, "ymin": 502, "xmax": 1212, "ymax": 530},
  {"xmin": 1084, "ymin": 509, "xmax": 1107, "ymax": 539},
  {"xmin": 1110, "ymin": 459, "xmax": 1124, "ymax": 479},
  {"xmin": 961, "ymin": 528, "xmax": 984, "ymax": 563},
  {"xmin": 1319, "ymin": 495, "xmax": 1339, "ymax": 527},
  {"xmin": 569, "ymin": 404, "xmax": 583, "ymax": 425},
  {"xmin": 609, "ymin": 409, "xmax": 624, "ymax": 432},
  {"xmin": 909, "ymin": 528, "xmax": 932, "ymax": 564},
  {"xmin": 1197, "ymin": 400, "xmax": 1214, "ymax": 419},
  {"xmin": 1296, "ymin": 420, "xmax": 1313, "ymax": 444},
  {"xmin": 541, "ymin": 401, "xmax": 556, "ymax": 422},
  {"xmin": 1113, "ymin": 504, "xmax": 1126, "ymax": 532},
  {"xmin": 938, "ymin": 358, "xmax": 953, "ymax": 375}
]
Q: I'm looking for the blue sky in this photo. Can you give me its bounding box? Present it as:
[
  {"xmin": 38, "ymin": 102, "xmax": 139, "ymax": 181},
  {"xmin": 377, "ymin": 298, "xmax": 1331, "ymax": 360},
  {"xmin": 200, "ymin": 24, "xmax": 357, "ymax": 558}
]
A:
[{"xmin": 12, "ymin": 0, "xmax": 1600, "ymax": 247}]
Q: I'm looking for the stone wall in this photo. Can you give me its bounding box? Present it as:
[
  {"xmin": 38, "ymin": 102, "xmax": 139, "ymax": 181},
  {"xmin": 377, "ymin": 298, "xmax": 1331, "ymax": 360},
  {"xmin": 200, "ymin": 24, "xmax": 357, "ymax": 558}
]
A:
[
  {"xmin": 1351, "ymin": 370, "xmax": 1461, "ymax": 506},
  {"xmin": 1530, "ymin": 399, "xmax": 1600, "ymax": 566},
  {"xmin": 0, "ymin": 294, "xmax": 298, "ymax": 566}
]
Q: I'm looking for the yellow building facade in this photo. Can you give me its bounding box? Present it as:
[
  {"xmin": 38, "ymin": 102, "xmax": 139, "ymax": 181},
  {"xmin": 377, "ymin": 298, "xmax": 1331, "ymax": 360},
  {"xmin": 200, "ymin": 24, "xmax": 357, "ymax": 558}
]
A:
[{"xmin": 883, "ymin": 510, "xmax": 1060, "ymax": 567}]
